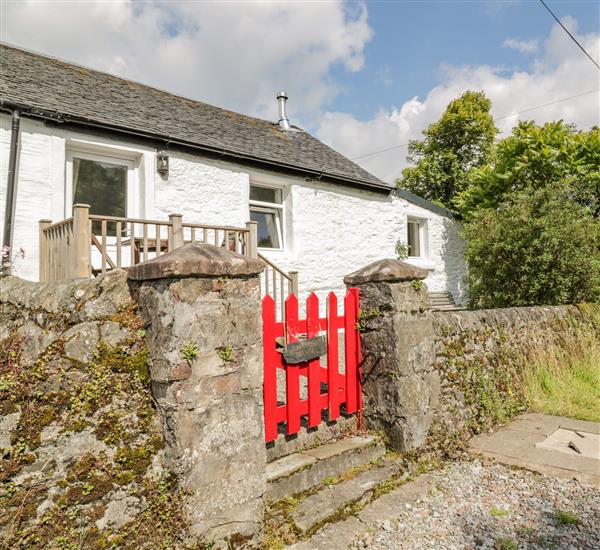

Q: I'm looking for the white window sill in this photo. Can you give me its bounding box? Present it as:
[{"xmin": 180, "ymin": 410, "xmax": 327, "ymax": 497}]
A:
[{"xmin": 406, "ymin": 257, "xmax": 435, "ymax": 270}]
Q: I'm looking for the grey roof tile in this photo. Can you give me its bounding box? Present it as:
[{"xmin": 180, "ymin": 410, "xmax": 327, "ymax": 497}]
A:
[{"xmin": 0, "ymin": 43, "xmax": 390, "ymax": 191}]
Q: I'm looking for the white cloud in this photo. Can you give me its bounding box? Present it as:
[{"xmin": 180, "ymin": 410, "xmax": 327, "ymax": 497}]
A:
[
  {"xmin": 1, "ymin": 0, "xmax": 372, "ymax": 121},
  {"xmin": 317, "ymin": 19, "xmax": 600, "ymax": 183},
  {"xmin": 2, "ymin": 3, "xmax": 598, "ymax": 187},
  {"xmin": 503, "ymin": 37, "xmax": 540, "ymax": 53}
]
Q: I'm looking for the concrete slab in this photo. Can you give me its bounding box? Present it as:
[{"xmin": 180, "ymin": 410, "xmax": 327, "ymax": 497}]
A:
[
  {"xmin": 536, "ymin": 427, "xmax": 600, "ymax": 458},
  {"xmin": 292, "ymin": 463, "xmax": 398, "ymax": 533},
  {"xmin": 469, "ymin": 413, "xmax": 600, "ymax": 487}
]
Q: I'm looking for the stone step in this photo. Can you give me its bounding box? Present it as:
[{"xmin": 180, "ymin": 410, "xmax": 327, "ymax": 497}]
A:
[
  {"xmin": 431, "ymin": 305, "xmax": 461, "ymax": 311},
  {"xmin": 291, "ymin": 460, "xmax": 401, "ymax": 535},
  {"xmin": 266, "ymin": 435, "xmax": 385, "ymax": 501}
]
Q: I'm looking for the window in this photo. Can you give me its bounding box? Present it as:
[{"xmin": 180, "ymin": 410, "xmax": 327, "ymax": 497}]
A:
[
  {"xmin": 407, "ymin": 218, "xmax": 427, "ymax": 258},
  {"xmin": 66, "ymin": 151, "xmax": 135, "ymax": 235},
  {"xmin": 249, "ymin": 184, "xmax": 283, "ymax": 249}
]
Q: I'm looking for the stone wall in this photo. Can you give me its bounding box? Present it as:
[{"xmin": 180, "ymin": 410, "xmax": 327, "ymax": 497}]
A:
[
  {"xmin": 347, "ymin": 258, "xmax": 600, "ymax": 455},
  {"xmin": 0, "ymin": 242, "xmax": 269, "ymax": 548},
  {"xmin": 0, "ymin": 270, "xmax": 189, "ymax": 548},
  {"xmin": 128, "ymin": 243, "xmax": 267, "ymax": 544},
  {"xmin": 427, "ymin": 304, "xmax": 599, "ymax": 454}
]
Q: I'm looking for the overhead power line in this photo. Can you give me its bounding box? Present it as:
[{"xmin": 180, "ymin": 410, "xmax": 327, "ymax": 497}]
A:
[
  {"xmin": 538, "ymin": 0, "xmax": 600, "ymax": 71},
  {"xmin": 351, "ymin": 88, "xmax": 600, "ymax": 161}
]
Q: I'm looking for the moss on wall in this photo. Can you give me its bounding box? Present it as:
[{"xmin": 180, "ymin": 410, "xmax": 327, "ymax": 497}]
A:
[
  {"xmin": 0, "ymin": 273, "xmax": 196, "ymax": 549},
  {"xmin": 427, "ymin": 304, "xmax": 600, "ymax": 456}
]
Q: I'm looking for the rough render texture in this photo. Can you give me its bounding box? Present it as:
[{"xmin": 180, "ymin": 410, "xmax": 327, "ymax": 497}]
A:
[
  {"xmin": 1, "ymin": 115, "xmax": 468, "ymax": 304},
  {"xmin": 129, "ymin": 262, "xmax": 267, "ymax": 542},
  {"xmin": 354, "ymin": 278, "xmax": 438, "ymax": 452}
]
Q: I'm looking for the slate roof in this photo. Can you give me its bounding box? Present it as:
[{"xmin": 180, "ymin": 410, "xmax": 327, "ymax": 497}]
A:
[{"xmin": 0, "ymin": 43, "xmax": 390, "ymax": 191}]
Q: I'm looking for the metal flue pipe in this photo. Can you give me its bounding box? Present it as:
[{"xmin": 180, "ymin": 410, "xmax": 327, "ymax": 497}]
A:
[{"xmin": 277, "ymin": 91, "xmax": 291, "ymax": 131}]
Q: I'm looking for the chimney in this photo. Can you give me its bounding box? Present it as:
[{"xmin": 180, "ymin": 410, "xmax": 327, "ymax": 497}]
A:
[{"xmin": 277, "ymin": 91, "xmax": 291, "ymax": 130}]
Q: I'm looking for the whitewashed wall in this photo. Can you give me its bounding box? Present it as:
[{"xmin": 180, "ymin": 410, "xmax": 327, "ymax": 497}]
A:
[{"xmin": 0, "ymin": 114, "xmax": 467, "ymax": 304}]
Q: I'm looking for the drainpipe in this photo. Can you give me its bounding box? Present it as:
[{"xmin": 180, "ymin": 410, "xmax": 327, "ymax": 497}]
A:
[{"xmin": 2, "ymin": 110, "xmax": 21, "ymax": 273}]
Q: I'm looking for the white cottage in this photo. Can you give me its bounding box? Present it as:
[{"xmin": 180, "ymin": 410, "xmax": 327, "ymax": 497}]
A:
[{"xmin": 0, "ymin": 43, "xmax": 467, "ymax": 309}]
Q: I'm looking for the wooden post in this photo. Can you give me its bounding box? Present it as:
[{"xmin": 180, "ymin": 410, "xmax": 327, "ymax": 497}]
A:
[
  {"xmin": 245, "ymin": 221, "xmax": 258, "ymax": 258},
  {"xmin": 168, "ymin": 213, "xmax": 184, "ymax": 251},
  {"xmin": 289, "ymin": 271, "xmax": 299, "ymax": 297},
  {"xmin": 72, "ymin": 203, "xmax": 91, "ymax": 279},
  {"xmin": 38, "ymin": 219, "xmax": 52, "ymax": 282}
]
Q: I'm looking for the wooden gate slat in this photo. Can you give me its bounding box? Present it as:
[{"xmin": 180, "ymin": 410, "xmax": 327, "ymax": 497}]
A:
[
  {"xmin": 350, "ymin": 287, "xmax": 363, "ymax": 412},
  {"xmin": 327, "ymin": 292, "xmax": 341, "ymax": 420},
  {"xmin": 285, "ymin": 294, "xmax": 301, "ymax": 435},
  {"xmin": 344, "ymin": 290, "xmax": 358, "ymax": 414},
  {"xmin": 306, "ymin": 293, "xmax": 321, "ymax": 428},
  {"xmin": 262, "ymin": 295, "xmax": 278, "ymax": 442}
]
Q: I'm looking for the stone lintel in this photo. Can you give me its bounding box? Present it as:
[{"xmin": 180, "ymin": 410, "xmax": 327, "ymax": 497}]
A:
[
  {"xmin": 127, "ymin": 243, "xmax": 264, "ymax": 281},
  {"xmin": 343, "ymin": 258, "xmax": 428, "ymax": 285}
]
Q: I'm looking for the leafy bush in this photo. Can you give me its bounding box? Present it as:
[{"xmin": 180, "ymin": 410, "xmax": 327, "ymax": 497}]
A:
[{"xmin": 464, "ymin": 184, "xmax": 600, "ymax": 308}]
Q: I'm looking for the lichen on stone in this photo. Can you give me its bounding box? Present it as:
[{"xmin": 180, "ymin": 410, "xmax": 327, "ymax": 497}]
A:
[{"xmin": 0, "ymin": 274, "xmax": 194, "ymax": 549}]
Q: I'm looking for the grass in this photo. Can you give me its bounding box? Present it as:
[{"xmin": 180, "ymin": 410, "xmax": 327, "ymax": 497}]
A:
[
  {"xmin": 552, "ymin": 509, "xmax": 580, "ymax": 526},
  {"xmin": 522, "ymin": 329, "xmax": 600, "ymax": 423},
  {"xmin": 496, "ymin": 537, "xmax": 517, "ymax": 550}
]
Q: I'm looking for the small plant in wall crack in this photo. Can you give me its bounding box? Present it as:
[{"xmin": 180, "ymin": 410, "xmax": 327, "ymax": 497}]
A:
[
  {"xmin": 217, "ymin": 346, "xmax": 233, "ymax": 363},
  {"xmin": 356, "ymin": 308, "xmax": 382, "ymax": 332},
  {"xmin": 411, "ymin": 280, "xmax": 423, "ymax": 291},
  {"xmin": 181, "ymin": 342, "xmax": 200, "ymax": 363}
]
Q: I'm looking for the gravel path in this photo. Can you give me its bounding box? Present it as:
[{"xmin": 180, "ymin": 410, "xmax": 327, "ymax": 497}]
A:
[{"xmin": 352, "ymin": 461, "xmax": 600, "ymax": 550}]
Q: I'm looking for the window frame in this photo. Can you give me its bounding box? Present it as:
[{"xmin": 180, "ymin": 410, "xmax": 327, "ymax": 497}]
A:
[
  {"xmin": 65, "ymin": 149, "xmax": 136, "ymax": 219},
  {"xmin": 249, "ymin": 182, "xmax": 285, "ymax": 251},
  {"xmin": 407, "ymin": 217, "xmax": 428, "ymax": 259}
]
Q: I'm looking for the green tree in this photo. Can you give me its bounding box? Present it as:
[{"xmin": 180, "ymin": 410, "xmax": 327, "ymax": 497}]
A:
[
  {"xmin": 458, "ymin": 121, "xmax": 600, "ymax": 220},
  {"xmin": 464, "ymin": 183, "xmax": 600, "ymax": 308},
  {"xmin": 398, "ymin": 91, "xmax": 497, "ymax": 211}
]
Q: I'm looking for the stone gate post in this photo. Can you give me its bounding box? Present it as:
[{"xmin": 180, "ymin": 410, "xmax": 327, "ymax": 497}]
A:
[
  {"xmin": 128, "ymin": 243, "xmax": 266, "ymax": 544},
  {"xmin": 344, "ymin": 259, "xmax": 439, "ymax": 451}
]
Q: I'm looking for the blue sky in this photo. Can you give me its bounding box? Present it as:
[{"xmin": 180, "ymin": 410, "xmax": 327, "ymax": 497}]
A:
[
  {"xmin": 330, "ymin": 1, "xmax": 600, "ymax": 121},
  {"xmin": 3, "ymin": 0, "xmax": 599, "ymax": 182}
]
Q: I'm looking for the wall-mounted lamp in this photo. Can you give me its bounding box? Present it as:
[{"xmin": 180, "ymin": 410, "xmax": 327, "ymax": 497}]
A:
[{"xmin": 157, "ymin": 151, "xmax": 169, "ymax": 177}]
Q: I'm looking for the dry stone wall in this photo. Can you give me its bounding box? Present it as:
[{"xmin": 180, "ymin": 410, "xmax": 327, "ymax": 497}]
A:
[
  {"xmin": 1, "ymin": 243, "xmax": 269, "ymax": 548},
  {"xmin": 0, "ymin": 270, "xmax": 190, "ymax": 548},
  {"xmin": 427, "ymin": 304, "xmax": 599, "ymax": 454},
  {"xmin": 347, "ymin": 258, "xmax": 600, "ymax": 456}
]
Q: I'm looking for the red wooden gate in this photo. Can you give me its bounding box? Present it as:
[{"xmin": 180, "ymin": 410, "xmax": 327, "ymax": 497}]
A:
[{"xmin": 262, "ymin": 289, "xmax": 362, "ymax": 443}]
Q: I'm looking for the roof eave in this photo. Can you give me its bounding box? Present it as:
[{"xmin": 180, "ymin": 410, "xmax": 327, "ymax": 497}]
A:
[{"xmin": 0, "ymin": 100, "xmax": 393, "ymax": 194}]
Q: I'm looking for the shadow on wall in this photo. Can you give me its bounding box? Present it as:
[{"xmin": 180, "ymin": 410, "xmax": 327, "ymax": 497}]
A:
[{"xmin": 438, "ymin": 218, "xmax": 468, "ymax": 306}]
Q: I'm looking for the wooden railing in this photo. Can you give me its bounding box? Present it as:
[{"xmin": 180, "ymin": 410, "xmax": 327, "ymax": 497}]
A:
[
  {"xmin": 258, "ymin": 252, "xmax": 298, "ymax": 321},
  {"xmin": 39, "ymin": 204, "xmax": 257, "ymax": 281},
  {"xmin": 38, "ymin": 204, "xmax": 299, "ymax": 318}
]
